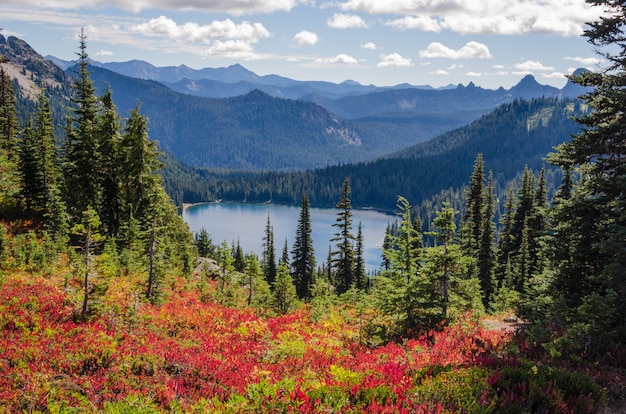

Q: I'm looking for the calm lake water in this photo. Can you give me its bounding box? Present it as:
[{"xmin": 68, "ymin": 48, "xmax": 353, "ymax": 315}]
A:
[{"xmin": 183, "ymin": 202, "xmax": 396, "ymax": 274}]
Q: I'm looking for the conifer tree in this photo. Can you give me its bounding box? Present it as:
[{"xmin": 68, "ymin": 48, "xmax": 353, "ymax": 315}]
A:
[
  {"xmin": 461, "ymin": 153, "xmax": 485, "ymax": 255},
  {"xmin": 262, "ymin": 213, "xmax": 277, "ymax": 286},
  {"xmin": 477, "ymin": 171, "xmax": 496, "ymax": 306},
  {"xmin": 63, "ymin": 29, "xmax": 101, "ymax": 220},
  {"xmin": 291, "ymin": 194, "xmax": 315, "ymax": 300},
  {"xmin": 119, "ymin": 103, "xmax": 162, "ymax": 227},
  {"xmin": 280, "ymin": 239, "xmax": 289, "ymax": 266},
  {"xmin": 547, "ymin": 0, "xmax": 626, "ymax": 351},
  {"xmin": 331, "ymin": 177, "xmax": 355, "ymax": 294},
  {"xmin": 72, "ymin": 205, "xmax": 104, "ymax": 320},
  {"xmin": 97, "ymin": 86, "xmax": 123, "ymax": 238},
  {"xmin": 354, "ymin": 222, "xmax": 366, "ymax": 291},
  {"xmin": 427, "ymin": 201, "xmax": 457, "ymax": 320},
  {"xmin": 273, "ymin": 262, "xmax": 298, "ymax": 315},
  {"xmin": 0, "ymin": 65, "xmax": 20, "ymax": 208},
  {"xmin": 195, "ymin": 228, "xmax": 214, "ymax": 258}
]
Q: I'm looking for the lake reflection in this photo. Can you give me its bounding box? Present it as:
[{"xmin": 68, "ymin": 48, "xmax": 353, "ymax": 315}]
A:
[{"xmin": 183, "ymin": 202, "xmax": 396, "ymax": 273}]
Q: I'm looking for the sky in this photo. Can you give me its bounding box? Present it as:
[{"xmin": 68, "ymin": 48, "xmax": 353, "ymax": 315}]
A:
[{"xmin": 0, "ymin": 0, "xmax": 607, "ymax": 89}]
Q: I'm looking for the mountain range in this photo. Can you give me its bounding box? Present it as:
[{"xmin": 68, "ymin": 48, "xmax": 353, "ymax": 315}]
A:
[{"xmin": 3, "ymin": 34, "xmax": 588, "ymax": 175}]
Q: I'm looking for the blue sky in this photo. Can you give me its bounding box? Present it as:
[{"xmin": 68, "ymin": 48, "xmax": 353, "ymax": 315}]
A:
[{"xmin": 0, "ymin": 0, "xmax": 605, "ymax": 89}]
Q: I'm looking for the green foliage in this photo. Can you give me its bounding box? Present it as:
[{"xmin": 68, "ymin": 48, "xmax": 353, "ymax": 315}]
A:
[
  {"xmin": 414, "ymin": 367, "xmax": 494, "ymax": 412},
  {"xmin": 331, "ymin": 177, "xmax": 355, "ymax": 294},
  {"xmin": 291, "ymin": 194, "xmax": 315, "ymax": 300},
  {"xmin": 272, "ymin": 262, "xmax": 298, "ymax": 315}
]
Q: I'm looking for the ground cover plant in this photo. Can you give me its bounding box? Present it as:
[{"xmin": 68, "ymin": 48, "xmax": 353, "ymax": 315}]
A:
[{"xmin": 0, "ymin": 269, "xmax": 608, "ymax": 413}]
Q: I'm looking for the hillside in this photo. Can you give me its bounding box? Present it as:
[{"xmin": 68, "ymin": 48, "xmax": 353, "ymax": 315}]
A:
[{"xmin": 164, "ymin": 98, "xmax": 584, "ymax": 212}]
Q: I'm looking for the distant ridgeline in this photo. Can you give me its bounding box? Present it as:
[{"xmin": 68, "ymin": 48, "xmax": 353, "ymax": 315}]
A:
[{"xmin": 162, "ymin": 97, "xmax": 585, "ymax": 229}]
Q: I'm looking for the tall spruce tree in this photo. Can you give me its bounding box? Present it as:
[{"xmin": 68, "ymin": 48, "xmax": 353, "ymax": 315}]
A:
[
  {"xmin": 461, "ymin": 154, "xmax": 485, "ymax": 255},
  {"xmin": 331, "ymin": 177, "xmax": 355, "ymax": 294},
  {"xmin": 547, "ymin": 0, "xmax": 626, "ymax": 351},
  {"xmin": 97, "ymin": 86, "xmax": 123, "ymax": 238},
  {"xmin": 262, "ymin": 213, "xmax": 277, "ymax": 286},
  {"xmin": 0, "ymin": 65, "xmax": 20, "ymax": 209},
  {"xmin": 63, "ymin": 29, "xmax": 101, "ymax": 220},
  {"xmin": 354, "ymin": 222, "xmax": 366, "ymax": 291},
  {"xmin": 477, "ymin": 171, "xmax": 496, "ymax": 306},
  {"xmin": 291, "ymin": 194, "xmax": 315, "ymax": 300}
]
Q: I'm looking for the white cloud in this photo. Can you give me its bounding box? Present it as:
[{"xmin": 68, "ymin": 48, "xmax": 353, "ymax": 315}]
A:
[
  {"xmin": 94, "ymin": 49, "xmax": 114, "ymax": 56},
  {"xmin": 133, "ymin": 16, "xmax": 270, "ymax": 43},
  {"xmin": 541, "ymin": 71, "xmax": 567, "ymax": 79},
  {"xmin": 419, "ymin": 41, "xmax": 491, "ymax": 59},
  {"xmin": 204, "ymin": 39, "xmax": 257, "ymax": 59},
  {"xmin": 466, "ymin": 71, "xmax": 482, "ymax": 77},
  {"xmin": 385, "ymin": 16, "xmax": 441, "ymax": 32},
  {"xmin": 565, "ymin": 56, "xmax": 602, "ymax": 66},
  {"xmin": 294, "ymin": 30, "xmax": 319, "ymax": 46},
  {"xmin": 377, "ymin": 53, "xmax": 412, "ymax": 67},
  {"xmin": 0, "ymin": 0, "xmax": 298, "ymax": 15},
  {"xmin": 327, "ymin": 13, "xmax": 368, "ymax": 29},
  {"xmin": 315, "ymin": 53, "xmax": 358, "ymax": 64},
  {"xmin": 434, "ymin": 69, "xmax": 449, "ymax": 75},
  {"xmin": 338, "ymin": 0, "xmax": 603, "ymax": 36},
  {"xmin": 361, "ymin": 42, "xmax": 376, "ymax": 50},
  {"xmin": 514, "ymin": 60, "xmax": 554, "ymax": 71}
]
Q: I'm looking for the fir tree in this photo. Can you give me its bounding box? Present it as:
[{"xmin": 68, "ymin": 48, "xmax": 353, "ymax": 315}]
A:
[
  {"xmin": 461, "ymin": 153, "xmax": 485, "ymax": 255},
  {"xmin": 273, "ymin": 262, "xmax": 298, "ymax": 315},
  {"xmin": 291, "ymin": 194, "xmax": 315, "ymax": 300},
  {"xmin": 262, "ymin": 213, "xmax": 277, "ymax": 286},
  {"xmin": 63, "ymin": 29, "xmax": 102, "ymax": 220},
  {"xmin": 477, "ymin": 171, "xmax": 496, "ymax": 306},
  {"xmin": 331, "ymin": 177, "xmax": 355, "ymax": 294},
  {"xmin": 354, "ymin": 222, "xmax": 366, "ymax": 291},
  {"xmin": 546, "ymin": 0, "xmax": 626, "ymax": 352}
]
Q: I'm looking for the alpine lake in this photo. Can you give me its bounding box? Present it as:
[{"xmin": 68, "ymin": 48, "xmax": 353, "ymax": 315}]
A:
[{"xmin": 183, "ymin": 202, "xmax": 396, "ymax": 274}]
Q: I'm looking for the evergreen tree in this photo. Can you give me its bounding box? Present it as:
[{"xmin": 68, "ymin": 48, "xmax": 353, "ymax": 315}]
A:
[
  {"xmin": 262, "ymin": 213, "xmax": 277, "ymax": 286},
  {"xmin": 375, "ymin": 196, "xmax": 437, "ymax": 334},
  {"xmin": 272, "ymin": 262, "xmax": 298, "ymax": 315},
  {"xmin": 495, "ymin": 188, "xmax": 517, "ymax": 290},
  {"xmin": 354, "ymin": 222, "xmax": 366, "ymax": 291},
  {"xmin": 0, "ymin": 65, "xmax": 20, "ymax": 209},
  {"xmin": 546, "ymin": 0, "xmax": 626, "ymax": 352},
  {"xmin": 461, "ymin": 153, "xmax": 485, "ymax": 255},
  {"xmin": 97, "ymin": 86, "xmax": 123, "ymax": 238},
  {"xmin": 291, "ymin": 194, "xmax": 315, "ymax": 300},
  {"xmin": 195, "ymin": 228, "xmax": 215, "ymax": 258},
  {"xmin": 233, "ymin": 239, "xmax": 245, "ymax": 272},
  {"xmin": 381, "ymin": 224, "xmax": 392, "ymax": 271},
  {"xmin": 477, "ymin": 171, "xmax": 496, "ymax": 306},
  {"xmin": 427, "ymin": 201, "xmax": 457, "ymax": 320},
  {"xmin": 331, "ymin": 177, "xmax": 355, "ymax": 294},
  {"xmin": 118, "ymin": 103, "xmax": 163, "ymax": 227},
  {"xmin": 63, "ymin": 29, "xmax": 102, "ymax": 220},
  {"xmin": 71, "ymin": 205, "xmax": 104, "ymax": 320},
  {"xmin": 280, "ymin": 239, "xmax": 289, "ymax": 266}
]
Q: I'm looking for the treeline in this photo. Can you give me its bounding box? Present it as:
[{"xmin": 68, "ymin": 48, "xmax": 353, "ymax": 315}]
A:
[
  {"xmin": 0, "ymin": 32, "xmax": 194, "ymax": 317},
  {"xmin": 162, "ymin": 97, "xmax": 582, "ymax": 221}
]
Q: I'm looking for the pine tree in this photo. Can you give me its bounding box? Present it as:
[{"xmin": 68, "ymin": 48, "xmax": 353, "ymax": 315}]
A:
[
  {"xmin": 97, "ymin": 86, "xmax": 123, "ymax": 238},
  {"xmin": 427, "ymin": 201, "xmax": 457, "ymax": 320},
  {"xmin": 477, "ymin": 171, "xmax": 496, "ymax": 306},
  {"xmin": 331, "ymin": 177, "xmax": 355, "ymax": 294},
  {"xmin": 461, "ymin": 153, "xmax": 485, "ymax": 255},
  {"xmin": 63, "ymin": 29, "xmax": 102, "ymax": 220},
  {"xmin": 0, "ymin": 65, "xmax": 20, "ymax": 209},
  {"xmin": 354, "ymin": 222, "xmax": 366, "ymax": 291},
  {"xmin": 195, "ymin": 228, "xmax": 214, "ymax": 258},
  {"xmin": 118, "ymin": 103, "xmax": 162, "ymax": 227},
  {"xmin": 546, "ymin": 0, "xmax": 626, "ymax": 351},
  {"xmin": 262, "ymin": 213, "xmax": 277, "ymax": 286},
  {"xmin": 280, "ymin": 239, "xmax": 289, "ymax": 266},
  {"xmin": 71, "ymin": 205, "xmax": 104, "ymax": 320},
  {"xmin": 291, "ymin": 194, "xmax": 315, "ymax": 300},
  {"xmin": 273, "ymin": 262, "xmax": 298, "ymax": 315}
]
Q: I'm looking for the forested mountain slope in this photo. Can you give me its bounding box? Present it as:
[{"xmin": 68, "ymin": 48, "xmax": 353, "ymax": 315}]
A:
[{"xmin": 164, "ymin": 98, "xmax": 584, "ymax": 212}]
